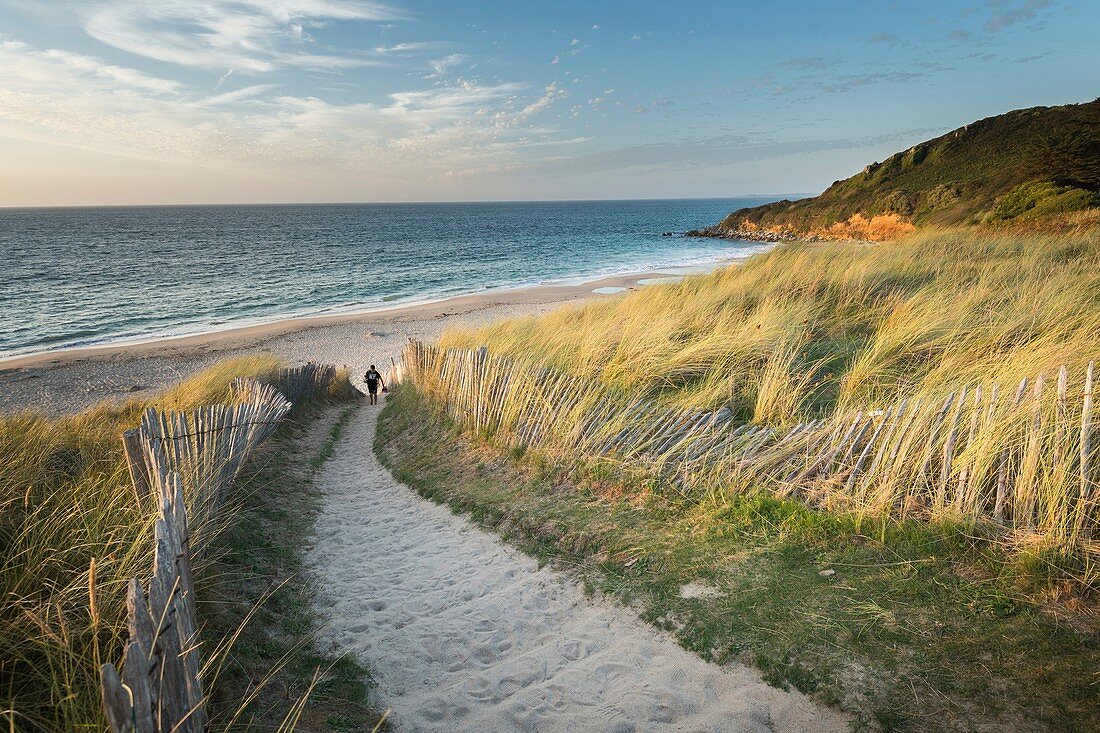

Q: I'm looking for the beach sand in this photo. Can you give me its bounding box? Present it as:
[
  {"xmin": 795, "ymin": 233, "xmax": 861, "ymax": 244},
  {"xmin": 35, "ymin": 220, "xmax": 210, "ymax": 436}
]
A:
[{"xmin": 0, "ymin": 270, "xmax": 675, "ymax": 416}]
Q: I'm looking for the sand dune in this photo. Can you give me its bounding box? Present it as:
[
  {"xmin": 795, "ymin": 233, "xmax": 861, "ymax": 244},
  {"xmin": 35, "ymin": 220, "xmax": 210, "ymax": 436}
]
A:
[{"xmin": 307, "ymin": 402, "xmax": 848, "ymax": 732}]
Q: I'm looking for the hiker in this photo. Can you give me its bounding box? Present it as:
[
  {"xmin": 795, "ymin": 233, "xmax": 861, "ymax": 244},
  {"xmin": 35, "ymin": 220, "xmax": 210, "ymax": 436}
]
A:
[{"xmin": 364, "ymin": 364, "xmax": 385, "ymax": 405}]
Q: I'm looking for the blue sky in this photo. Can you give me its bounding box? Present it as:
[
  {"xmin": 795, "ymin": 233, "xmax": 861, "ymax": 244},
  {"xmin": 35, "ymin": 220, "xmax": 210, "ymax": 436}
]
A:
[{"xmin": 0, "ymin": 0, "xmax": 1096, "ymax": 205}]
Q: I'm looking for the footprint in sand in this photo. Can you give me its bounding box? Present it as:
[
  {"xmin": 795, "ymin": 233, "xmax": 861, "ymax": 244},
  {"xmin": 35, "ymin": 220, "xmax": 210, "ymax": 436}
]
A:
[{"xmin": 307, "ymin": 403, "xmax": 849, "ymax": 732}]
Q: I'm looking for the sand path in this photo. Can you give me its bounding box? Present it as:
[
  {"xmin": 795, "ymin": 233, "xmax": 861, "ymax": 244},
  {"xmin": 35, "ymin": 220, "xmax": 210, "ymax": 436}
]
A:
[{"xmin": 307, "ymin": 402, "xmax": 848, "ymax": 732}]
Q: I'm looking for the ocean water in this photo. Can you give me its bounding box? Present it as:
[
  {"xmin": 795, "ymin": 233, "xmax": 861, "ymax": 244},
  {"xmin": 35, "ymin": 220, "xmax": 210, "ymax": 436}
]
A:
[{"xmin": 0, "ymin": 198, "xmax": 779, "ymax": 359}]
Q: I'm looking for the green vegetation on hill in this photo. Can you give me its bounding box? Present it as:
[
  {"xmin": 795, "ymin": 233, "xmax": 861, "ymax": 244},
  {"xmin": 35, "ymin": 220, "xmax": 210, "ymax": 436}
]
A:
[{"xmin": 706, "ymin": 99, "xmax": 1100, "ymax": 236}]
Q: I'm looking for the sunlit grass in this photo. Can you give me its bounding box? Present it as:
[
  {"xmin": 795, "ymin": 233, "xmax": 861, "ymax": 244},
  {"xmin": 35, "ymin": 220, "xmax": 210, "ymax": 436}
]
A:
[
  {"xmin": 443, "ymin": 228, "xmax": 1100, "ymax": 417},
  {"xmin": 0, "ymin": 356, "xmax": 319, "ymax": 731},
  {"xmin": 431, "ymin": 228, "xmax": 1100, "ymax": 565}
]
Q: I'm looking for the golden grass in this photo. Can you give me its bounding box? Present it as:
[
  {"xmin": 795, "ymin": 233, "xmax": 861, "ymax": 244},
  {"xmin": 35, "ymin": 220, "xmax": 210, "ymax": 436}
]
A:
[
  {"xmin": 443, "ymin": 228, "xmax": 1100, "ymax": 418},
  {"xmin": 740, "ymin": 212, "xmax": 917, "ymax": 241},
  {"xmin": 0, "ymin": 356, "xmax": 279, "ymax": 731},
  {"xmin": 434, "ymin": 228, "xmax": 1100, "ymax": 557}
]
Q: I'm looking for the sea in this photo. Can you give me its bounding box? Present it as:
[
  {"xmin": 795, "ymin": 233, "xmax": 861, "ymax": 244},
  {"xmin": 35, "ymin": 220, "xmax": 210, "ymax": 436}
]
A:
[{"xmin": 0, "ymin": 197, "xmax": 782, "ymax": 360}]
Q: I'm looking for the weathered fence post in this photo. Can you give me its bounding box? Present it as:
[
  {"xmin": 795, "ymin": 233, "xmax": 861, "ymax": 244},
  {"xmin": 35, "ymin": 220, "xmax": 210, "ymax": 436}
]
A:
[
  {"xmin": 1078, "ymin": 362, "xmax": 1094, "ymax": 535},
  {"xmin": 103, "ymin": 376, "xmax": 298, "ymax": 732},
  {"xmin": 123, "ymin": 428, "xmax": 152, "ymax": 504}
]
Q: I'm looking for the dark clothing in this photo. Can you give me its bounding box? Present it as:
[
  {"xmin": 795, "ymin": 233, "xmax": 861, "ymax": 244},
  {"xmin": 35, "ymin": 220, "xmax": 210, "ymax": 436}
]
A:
[{"xmin": 365, "ymin": 369, "xmax": 382, "ymax": 394}]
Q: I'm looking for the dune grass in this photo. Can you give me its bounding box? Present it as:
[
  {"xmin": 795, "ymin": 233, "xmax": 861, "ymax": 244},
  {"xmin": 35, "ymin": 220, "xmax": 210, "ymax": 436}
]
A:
[
  {"xmin": 0, "ymin": 357, "xmax": 358, "ymax": 731},
  {"xmin": 442, "ymin": 228, "xmax": 1100, "ymax": 419},
  {"xmin": 432, "ymin": 229, "xmax": 1100, "ymax": 560}
]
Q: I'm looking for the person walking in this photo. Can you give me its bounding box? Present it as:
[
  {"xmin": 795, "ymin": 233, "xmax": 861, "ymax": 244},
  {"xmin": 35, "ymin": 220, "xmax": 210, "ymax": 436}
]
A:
[{"xmin": 364, "ymin": 364, "xmax": 385, "ymax": 405}]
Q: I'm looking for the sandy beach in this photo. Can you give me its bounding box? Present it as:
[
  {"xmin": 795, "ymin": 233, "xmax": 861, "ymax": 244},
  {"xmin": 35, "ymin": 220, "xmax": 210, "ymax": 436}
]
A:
[{"xmin": 0, "ymin": 269, "xmax": 695, "ymax": 416}]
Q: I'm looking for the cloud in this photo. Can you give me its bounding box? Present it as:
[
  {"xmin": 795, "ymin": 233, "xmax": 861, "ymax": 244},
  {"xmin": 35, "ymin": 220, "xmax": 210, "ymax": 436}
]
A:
[
  {"xmin": 424, "ymin": 53, "xmax": 465, "ymax": 79},
  {"xmin": 0, "ymin": 36, "xmax": 580, "ymax": 183},
  {"xmin": 196, "ymin": 84, "xmax": 279, "ymax": 106},
  {"xmin": 79, "ymin": 0, "xmax": 409, "ymax": 72},
  {"xmin": 984, "ymin": 0, "xmax": 1054, "ymax": 32},
  {"xmin": 782, "ymin": 56, "xmax": 837, "ymax": 70},
  {"xmin": 520, "ymin": 82, "xmax": 566, "ymax": 118},
  {"xmin": 820, "ymin": 71, "xmax": 925, "ymax": 94},
  {"xmin": 0, "ymin": 40, "xmax": 181, "ymax": 94}
]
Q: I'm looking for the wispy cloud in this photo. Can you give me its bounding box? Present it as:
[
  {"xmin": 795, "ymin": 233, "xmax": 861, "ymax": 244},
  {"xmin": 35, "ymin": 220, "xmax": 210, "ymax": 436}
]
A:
[
  {"xmin": 0, "ymin": 35, "xmax": 577, "ymax": 184},
  {"xmin": 867, "ymin": 32, "xmax": 900, "ymax": 45},
  {"xmin": 821, "ymin": 71, "xmax": 926, "ymax": 94},
  {"xmin": 196, "ymin": 84, "xmax": 279, "ymax": 106},
  {"xmin": 424, "ymin": 53, "xmax": 465, "ymax": 79},
  {"xmin": 0, "ymin": 39, "xmax": 181, "ymax": 93},
  {"xmin": 984, "ymin": 0, "xmax": 1054, "ymax": 32},
  {"xmin": 520, "ymin": 82, "xmax": 566, "ymax": 117},
  {"xmin": 782, "ymin": 56, "xmax": 839, "ymax": 71},
  {"xmin": 79, "ymin": 0, "xmax": 408, "ymax": 72}
]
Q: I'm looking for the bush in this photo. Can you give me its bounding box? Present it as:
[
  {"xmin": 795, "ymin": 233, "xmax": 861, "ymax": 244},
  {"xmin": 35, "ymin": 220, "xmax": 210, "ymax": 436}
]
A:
[{"xmin": 991, "ymin": 180, "xmax": 1100, "ymax": 221}]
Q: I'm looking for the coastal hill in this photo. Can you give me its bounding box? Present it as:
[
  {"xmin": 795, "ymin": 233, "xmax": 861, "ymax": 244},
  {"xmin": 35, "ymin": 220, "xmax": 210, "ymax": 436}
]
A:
[{"xmin": 691, "ymin": 98, "xmax": 1100, "ymax": 241}]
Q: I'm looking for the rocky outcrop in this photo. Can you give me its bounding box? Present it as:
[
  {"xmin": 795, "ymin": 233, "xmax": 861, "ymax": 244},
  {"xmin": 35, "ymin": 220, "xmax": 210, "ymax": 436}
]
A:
[{"xmin": 684, "ymin": 226, "xmax": 824, "ymax": 243}]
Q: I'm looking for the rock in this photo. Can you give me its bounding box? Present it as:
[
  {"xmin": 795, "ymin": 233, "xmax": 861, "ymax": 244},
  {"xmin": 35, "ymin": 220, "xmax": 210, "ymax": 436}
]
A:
[
  {"xmin": 125, "ymin": 385, "xmax": 145, "ymax": 393},
  {"xmin": 819, "ymin": 568, "xmax": 836, "ymax": 577}
]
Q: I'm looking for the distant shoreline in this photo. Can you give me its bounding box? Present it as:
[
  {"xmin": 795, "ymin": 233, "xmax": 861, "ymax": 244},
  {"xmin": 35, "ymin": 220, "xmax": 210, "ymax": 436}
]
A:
[
  {"xmin": 0, "ymin": 257, "xmax": 756, "ymax": 415},
  {"xmin": 0, "ymin": 260, "xmax": 747, "ymax": 371},
  {"xmin": 0, "ymin": 195, "xmax": 816, "ymax": 212}
]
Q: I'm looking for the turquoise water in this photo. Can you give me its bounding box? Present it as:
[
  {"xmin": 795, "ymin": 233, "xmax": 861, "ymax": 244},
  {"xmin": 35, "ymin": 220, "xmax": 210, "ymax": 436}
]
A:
[{"xmin": 0, "ymin": 198, "xmax": 779, "ymax": 359}]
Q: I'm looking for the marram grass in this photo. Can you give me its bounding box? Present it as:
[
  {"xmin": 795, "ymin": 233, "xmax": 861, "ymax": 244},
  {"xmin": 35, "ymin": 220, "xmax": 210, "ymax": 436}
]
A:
[
  {"xmin": 442, "ymin": 228, "xmax": 1100, "ymax": 419},
  {"xmin": 0, "ymin": 356, "xmax": 285, "ymax": 731},
  {"xmin": 431, "ymin": 228, "xmax": 1100, "ymax": 562}
]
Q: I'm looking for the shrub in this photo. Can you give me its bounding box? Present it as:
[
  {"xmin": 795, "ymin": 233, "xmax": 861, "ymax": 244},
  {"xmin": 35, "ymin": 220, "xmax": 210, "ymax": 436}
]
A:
[{"xmin": 991, "ymin": 180, "xmax": 1100, "ymax": 221}]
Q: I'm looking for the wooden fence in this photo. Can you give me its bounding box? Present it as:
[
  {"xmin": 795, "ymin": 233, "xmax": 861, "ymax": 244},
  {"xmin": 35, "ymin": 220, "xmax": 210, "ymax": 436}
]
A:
[
  {"xmin": 276, "ymin": 363, "xmax": 344, "ymax": 407},
  {"xmin": 401, "ymin": 341, "xmax": 1098, "ymax": 545},
  {"xmin": 100, "ymin": 364, "xmax": 340, "ymax": 732}
]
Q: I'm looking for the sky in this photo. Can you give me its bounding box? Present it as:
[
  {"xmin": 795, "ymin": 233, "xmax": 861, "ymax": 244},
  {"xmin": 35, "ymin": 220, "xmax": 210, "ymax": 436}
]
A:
[{"xmin": 0, "ymin": 0, "xmax": 1096, "ymax": 206}]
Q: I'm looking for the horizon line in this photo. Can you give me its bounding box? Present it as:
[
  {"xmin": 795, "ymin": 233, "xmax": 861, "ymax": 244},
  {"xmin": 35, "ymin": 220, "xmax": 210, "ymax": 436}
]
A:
[{"xmin": 0, "ymin": 193, "xmax": 817, "ymax": 211}]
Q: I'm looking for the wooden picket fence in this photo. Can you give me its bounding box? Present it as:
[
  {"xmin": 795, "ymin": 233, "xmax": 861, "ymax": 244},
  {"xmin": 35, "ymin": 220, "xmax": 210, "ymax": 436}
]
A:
[
  {"xmin": 100, "ymin": 363, "xmax": 344, "ymax": 732},
  {"xmin": 276, "ymin": 362, "xmax": 344, "ymax": 407},
  {"xmin": 401, "ymin": 341, "xmax": 1098, "ymax": 545}
]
